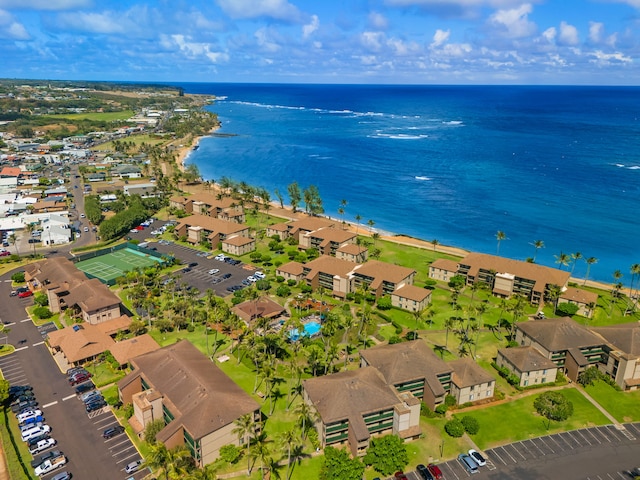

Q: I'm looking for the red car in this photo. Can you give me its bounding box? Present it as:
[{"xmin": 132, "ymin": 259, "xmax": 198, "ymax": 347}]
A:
[
  {"xmin": 427, "ymin": 464, "xmax": 443, "ymax": 480},
  {"xmin": 394, "ymin": 472, "xmax": 408, "ymax": 480},
  {"xmin": 18, "ymin": 290, "xmax": 33, "ymax": 298},
  {"xmin": 0, "ymin": 251, "xmax": 10, "ymax": 257},
  {"xmin": 69, "ymin": 372, "xmax": 92, "ymax": 385},
  {"xmin": 135, "ymin": 225, "xmax": 144, "ymax": 231}
]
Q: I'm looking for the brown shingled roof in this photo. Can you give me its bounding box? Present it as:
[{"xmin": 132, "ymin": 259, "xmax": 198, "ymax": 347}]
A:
[
  {"xmin": 360, "ymin": 341, "xmax": 452, "ymax": 397},
  {"xmin": 517, "ymin": 317, "xmax": 603, "ymax": 351},
  {"xmin": 64, "ymin": 278, "xmax": 121, "ymax": 312},
  {"xmin": 351, "ymin": 260, "xmax": 415, "ymax": 285},
  {"xmin": 232, "ymin": 296, "xmax": 285, "ymax": 323},
  {"xmin": 110, "ymin": 334, "xmax": 161, "ymax": 366},
  {"xmin": 591, "ymin": 324, "xmax": 640, "ymax": 356},
  {"xmin": 560, "ymin": 287, "xmax": 599, "ymax": 305},
  {"xmin": 276, "ymin": 261, "xmax": 305, "ymax": 276},
  {"xmin": 303, "ymin": 255, "xmax": 356, "ymax": 279},
  {"xmin": 392, "ymin": 284, "xmax": 431, "ymax": 302},
  {"xmin": 336, "ymin": 244, "xmax": 368, "ymax": 255},
  {"xmin": 177, "ymin": 214, "xmax": 248, "ymax": 235},
  {"xmin": 304, "ymin": 227, "xmax": 356, "ymax": 243},
  {"xmin": 430, "ymin": 258, "xmax": 459, "ymax": 271},
  {"xmin": 303, "ymin": 367, "xmax": 401, "ymax": 434},
  {"xmin": 47, "ymin": 324, "xmax": 113, "ymax": 364},
  {"xmin": 497, "ymin": 346, "xmax": 557, "ymax": 372},
  {"xmin": 447, "ymin": 358, "xmax": 495, "ymax": 388},
  {"xmin": 461, "ymin": 252, "xmax": 570, "ymax": 292},
  {"xmin": 119, "ymin": 340, "xmax": 259, "ymax": 441}
]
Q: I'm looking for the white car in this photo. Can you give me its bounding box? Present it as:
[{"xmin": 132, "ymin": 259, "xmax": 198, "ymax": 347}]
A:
[
  {"xmin": 468, "ymin": 449, "xmax": 487, "ymax": 467},
  {"xmin": 29, "ymin": 438, "xmax": 56, "ymax": 455},
  {"xmin": 253, "ymin": 272, "xmax": 266, "ymax": 279},
  {"xmin": 17, "ymin": 409, "xmax": 42, "ymax": 422},
  {"xmin": 22, "ymin": 425, "xmax": 51, "ymax": 442},
  {"xmin": 247, "ymin": 276, "xmax": 257, "ymax": 283},
  {"xmin": 34, "ymin": 456, "xmax": 66, "ymax": 476},
  {"xmin": 208, "ymin": 269, "xmax": 220, "ymax": 275},
  {"xmin": 125, "ymin": 459, "xmax": 143, "ymax": 474}
]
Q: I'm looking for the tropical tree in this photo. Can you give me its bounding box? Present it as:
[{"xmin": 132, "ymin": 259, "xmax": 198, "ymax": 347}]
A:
[
  {"xmin": 431, "ymin": 239, "xmax": 439, "ymax": 252},
  {"xmin": 354, "ymin": 214, "xmax": 362, "ymax": 235},
  {"xmin": 274, "ymin": 188, "xmax": 284, "ymax": 208},
  {"xmin": 629, "ymin": 263, "xmax": 640, "ymax": 299},
  {"xmin": 8, "ymin": 233, "xmax": 18, "ymax": 255},
  {"xmin": 367, "ymin": 219, "xmax": 375, "ymax": 233},
  {"xmin": 583, "ymin": 257, "xmax": 598, "ymax": 285},
  {"xmin": 554, "ymin": 252, "xmax": 570, "ymax": 270},
  {"xmin": 233, "ymin": 414, "xmax": 256, "ymax": 474},
  {"xmin": 531, "ymin": 239, "xmax": 545, "ymax": 262},
  {"xmin": 495, "ymin": 230, "xmax": 506, "ymax": 255},
  {"xmin": 362, "ymin": 435, "xmax": 409, "ymax": 476},
  {"xmin": 277, "ymin": 428, "xmax": 300, "ymax": 480},
  {"xmin": 287, "ymin": 182, "xmax": 302, "ymax": 213},
  {"xmin": 533, "ymin": 391, "xmax": 574, "ymax": 430},
  {"xmin": 319, "ymin": 447, "xmax": 365, "ymax": 480},
  {"xmin": 294, "ymin": 400, "xmax": 317, "ymax": 440},
  {"xmin": 570, "ymin": 251, "xmax": 583, "ymax": 275}
]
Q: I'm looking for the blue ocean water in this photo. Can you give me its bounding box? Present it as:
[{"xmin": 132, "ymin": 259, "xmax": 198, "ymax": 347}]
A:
[{"xmin": 178, "ymin": 83, "xmax": 640, "ymax": 284}]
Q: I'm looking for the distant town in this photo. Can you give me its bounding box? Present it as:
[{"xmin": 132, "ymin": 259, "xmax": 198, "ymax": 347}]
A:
[{"xmin": 0, "ymin": 80, "xmax": 638, "ymax": 480}]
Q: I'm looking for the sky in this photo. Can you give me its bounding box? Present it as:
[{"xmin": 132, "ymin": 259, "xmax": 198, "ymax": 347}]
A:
[{"xmin": 1, "ymin": 0, "xmax": 640, "ymax": 85}]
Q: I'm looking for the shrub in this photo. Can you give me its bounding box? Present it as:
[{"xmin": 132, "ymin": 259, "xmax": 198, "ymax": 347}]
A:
[
  {"xmin": 255, "ymin": 280, "xmax": 271, "ymax": 291},
  {"xmin": 556, "ymin": 302, "xmax": 579, "ymax": 317},
  {"xmin": 461, "ymin": 416, "xmax": 480, "ymax": 435},
  {"xmin": 300, "ymin": 283, "xmax": 313, "ymax": 293},
  {"xmin": 186, "ymin": 324, "xmax": 195, "ymax": 332},
  {"xmin": 444, "ymin": 418, "xmax": 465, "ymax": 437},
  {"xmin": 276, "ymin": 275, "xmax": 285, "ymax": 283},
  {"xmin": 377, "ymin": 296, "xmax": 392, "ymax": 310},
  {"xmin": 33, "ymin": 306, "xmax": 53, "ymax": 319},
  {"xmin": 435, "ymin": 404, "xmax": 448, "ymax": 416},
  {"xmin": 144, "ymin": 419, "xmax": 166, "ymax": 444},
  {"xmin": 123, "ymin": 403, "xmax": 134, "ymax": 419},
  {"xmin": 420, "ymin": 403, "xmax": 437, "ymax": 418},
  {"xmin": 444, "ymin": 394, "xmax": 457, "ymax": 407},
  {"xmin": 287, "ymin": 279, "xmax": 297, "ymax": 286},
  {"xmin": 391, "ymin": 320, "xmax": 403, "ymax": 335},
  {"xmin": 34, "ymin": 292, "xmax": 49, "ymax": 307},
  {"xmin": 11, "ymin": 271, "xmax": 25, "ymax": 283},
  {"xmin": 276, "ymin": 285, "xmax": 291, "ymax": 297},
  {"xmin": 388, "ymin": 335, "xmax": 402, "ymax": 344},
  {"xmin": 219, "ymin": 444, "xmax": 242, "ymax": 464}
]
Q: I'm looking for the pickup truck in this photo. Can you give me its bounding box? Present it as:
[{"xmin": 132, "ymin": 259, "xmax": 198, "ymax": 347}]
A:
[{"xmin": 34, "ymin": 454, "xmax": 66, "ymax": 476}]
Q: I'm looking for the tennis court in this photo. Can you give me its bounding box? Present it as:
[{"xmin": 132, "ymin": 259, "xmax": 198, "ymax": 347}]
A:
[{"xmin": 75, "ymin": 247, "xmax": 164, "ymax": 283}]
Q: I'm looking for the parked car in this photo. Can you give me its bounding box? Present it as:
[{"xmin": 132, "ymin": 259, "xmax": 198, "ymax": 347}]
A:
[
  {"xmin": 86, "ymin": 399, "xmax": 107, "ymax": 412},
  {"xmin": 222, "ymin": 273, "xmax": 232, "ymax": 279},
  {"xmin": 20, "ymin": 421, "xmax": 45, "ymax": 432},
  {"xmin": 21, "ymin": 425, "xmax": 51, "ymax": 442},
  {"xmin": 9, "ymin": 385, "xmax": 32, "ymax": 395},
  {"xmin": 468, "ymin": 449, "xmax": 487, "ymax": 467},
  {"xmin": 416, "ymin": 464, "xmax": 435, "ymax": 480},
  {"xmin": 68, "ymin": 372, "xmax": 92, "ymax": 385},
  {"xmin": 34, "ymin": 454, "xmax": 66, "ymax": 476},
  {"xmin": 254, "ymin": 271, "xmax": 266, "ymax": 279},
  {"xmin": 125, "ymin": 459, "xmax": 143, "ymax": 474},
  {"xmin": 81, "ymin": 391, "xmax": 102, "ymax": 403},
  {"xmin": 102, "ymin": 425, "xmax": 125, "ymax": 439},
  {"xmin": 19, "ymin": 415, "xmax": 44, "ymax": 427},
  {"xmin": 50, "ymin": 472, "xmax": 70, "ymax": 480},
  {"xmin": 29, "ymin": 440, "xmax": 57, "ymax": 457},
  {"xmin": 74, "ymin": 382, "xmax": 95, "ymax": 395},
  {"xmin": 394, "ymin": 472, "xmax": 408, "ymax": 480},
  {"xmin": 66, "ymin": 367, "xmax": 87, "ymax": 377},
  {"xmin": 427, "ymin": 464, "xmax": 443, "ymax": 480},
  {"xmin": 188, "ymin": 262, "xmax": 198, "ymax": 268},
  {"xmin": 0, "ymin": 251, "xmax": 10, "ymax": 257},
  {"xmin": 458, "ymin": 453, "xmax": 479, "ymax": 474},
  {"xmin": 27, "ymin": 434, "xmax": 51, "ymax": 447},
  {"xmin": 18, "ymin": 290, "xmax": 33, "ymax": 298},
  {"xmin": 12, "ymin": 400, "xmax": 38, "ymax": 413},
  {"xmin": 208, "ymin": 269, "xmax": 219, "ymax": 275}
]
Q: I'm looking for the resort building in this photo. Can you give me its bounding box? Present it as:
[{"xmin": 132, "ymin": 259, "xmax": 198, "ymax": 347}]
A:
[
  {"xmin": 118, "ymin": 340, "xmax": 261, "ymax": 467},
  {"xmin": 221, "ymin": 235, "xmax": 255, "ymax": 256},
  {"xmin": 170, "ymin": 193, "xmax": 245, "ymax": 223},
  {"xmin": 174, "ymin": 214, "xmax": 250, "ymax": 246},
  {"xmin": 447, "ymin": 358, "xmax": 496, "ymax": 404},
  {"xmin": 302, "ymin": 367, "xmax": 421, "ymax": 457},
  {"xmin": 558, "ymin": 287, "xmax": 599, "ymax": 319},
  {"xmin": 268, "ymin": 217, "xmax": 337, "ymax": 242},
  {"xmin": 265, "ymin": 223, "xmax": 289, "ymax": 241},
  {"xmin": 349, "ymin": 260, "xmax": 416, "ymax": 298},
  {"xmin": 429, "ymin": 252, "xmax": 571, "ymax": 304},
  {"xmin": 428, "ymin": 258, "xmax": 459, "ymax": 283},
  {"xmin": 301, "ymin": 256, "xmax": 358, "ymax": 298},
  {"xmin": 496, "ymin": 346, "xmax": 559, "ymax": 387},
  {"xmin": 590, "ymin": 324, "xmax": 640, "ymax": 391},
  {"xmin": 24, "ymin": 257, "xmax": 122, "ymax": 324},
  {"xmin": 275, "ymin": 261, "xmax": 305, "ymax": 283},
  {"xmin": 298, "ymin": 227, "xmax": 357, "ymax": 256},
  {"xmin": 336, "ymin": 243, "xmax": 368, "ymax": 263},
  {"xmin": 360, "ymin": 341, "xmax": 453, "ymax": 410},
  {"xmin": 232, "ymin": 296, "xmax": 286, "ymax": 325},
  {"xmin": 515, "ymin": 317, "xmax": 605, "ymax": 382},
  {"xmin": 390, "ymin": 284, "xmax": 432, "ymax": 312}
]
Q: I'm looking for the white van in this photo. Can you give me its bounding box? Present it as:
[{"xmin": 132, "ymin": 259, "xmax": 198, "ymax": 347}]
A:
[{"xmin": 21, "ymin": 424, "xmax": 51, "ymax": 442}]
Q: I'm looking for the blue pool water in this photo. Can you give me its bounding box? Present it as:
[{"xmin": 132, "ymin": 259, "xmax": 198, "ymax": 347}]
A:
[{"xmin": 289, "ymin": 321, "xmax": 322, "ymax": 341}]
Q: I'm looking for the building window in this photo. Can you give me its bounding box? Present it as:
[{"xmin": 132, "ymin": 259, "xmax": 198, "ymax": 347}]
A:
[
  {"xmin": 523, "ymin": 380, "xmax": 528, "ymax": 386},
  {"xmin": 541, "ymin": 378, "xmax": 546, "ymax": 383},
  {"xmin": 542, "ymin": 369, "xmax": 547, "ymax": 375}
]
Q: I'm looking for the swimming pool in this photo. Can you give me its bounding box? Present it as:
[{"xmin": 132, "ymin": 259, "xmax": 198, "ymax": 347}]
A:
[{"xmin": 289, "ymin": 321, "xmax": 322, "ymax": 341}]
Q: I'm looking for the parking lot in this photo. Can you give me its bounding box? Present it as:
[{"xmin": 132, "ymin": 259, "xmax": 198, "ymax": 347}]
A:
[
  {"xmin": 149, "ymin": 239, "xmax": 260, "ymax": 297},
  {"xmin": 0, "ymin": 271, "xmax": 147, "ymax": 480}
]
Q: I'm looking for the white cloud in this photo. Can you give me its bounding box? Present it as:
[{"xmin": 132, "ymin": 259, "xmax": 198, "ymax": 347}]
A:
[
  {"xmin": 360, "ymin": 31, "xmax": 385, "ymax": 51},
  {"xmin": 589, "ymin": 50, "xmax": 632, "ymax": 65},
  {"xmin": 387, "ymin": 37, "xmax": 420, "ymax": 55},
  {"xmin": 255, "ymin": 27, "xmax": 281, "ymax": 52},
  {"xmin": 0, "ymin": 0, "xmax": 90, "ymax": 9},
  {"xmin": 302, "ymin": 14, "xmax": 318, "ymax": 39},
  {"xmin": 57, "ymin": 11, "xmax": 126, "ymax": 34},
  {"xmin": 589, "ymin": 22, "xmax": 603, "ymax": 43},
  {"xmin": 368, "ymin": 11, "xmax": 389, "ymax": 30},
  {"xmin": 488, "ymin": 3, "xmax": 536, "ymax": 38},
  {"xmin": 558, "ymin": 21, "xmax": 578, "ymax": 45},
  {"xmin": 0, "ymin": 9, "xmax": 29, "ymax": 39},
  {"xmin": 541, "ymin": 26, "xmax": 556, "ymax": 43},
  {"xmin": 384, "ymin": 0, "xmax": 526, "ymax": 6},
  {"xmin": 216, "ymin": 0, "xmax": 301, "ymax": 22},
  {"xmin": 431, "ymin": 28, "xmax": 450, "ymax": 47},
  {"xmin": 162, "ymin": 34, "xmax": 229, "ymax": 63}
]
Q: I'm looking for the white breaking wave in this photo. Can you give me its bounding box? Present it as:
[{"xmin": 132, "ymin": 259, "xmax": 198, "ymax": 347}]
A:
[
  {"xmin": 415, "ymin": 176, "xmax": 431, "ymax": 181},
  {"xmin": 369, "ymin": 133, "xmax": 429, "ymax": 140},
  {"xmin": 613, "ymin": 163, "xmax": 640, "ymax": 170},
  {"xmin": 443, "ymin": 120, "xmax": 463, "ymax": 125}
]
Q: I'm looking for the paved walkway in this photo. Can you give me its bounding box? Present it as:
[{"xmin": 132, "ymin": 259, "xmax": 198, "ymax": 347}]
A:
[{"xmin": 574, "ymin": 384, "xmax": 619, "ymax": 425}]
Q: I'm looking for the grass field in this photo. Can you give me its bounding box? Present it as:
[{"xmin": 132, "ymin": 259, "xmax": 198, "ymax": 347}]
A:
[
  {"xmin": 585, "ymin": 380, "xmax": 640, "ymax": 422},
  {"xmin": 76, "ymin": 247, "xmax": 163, "ymax": 283},
  {"xmin": 92, "ymin": 133, "xmax": 168, "ymax": 151},
  {"xmin": 466, "ymin": 387, "xmax": 610, "ymax": 449},
  {"xmin": 47, "ymin": 110, "xmax": 134, "ymax": 121}
]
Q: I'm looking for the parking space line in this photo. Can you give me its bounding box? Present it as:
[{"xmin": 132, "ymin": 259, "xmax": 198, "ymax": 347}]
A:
[
  {"xmin": 113, "ymin": 445, "xmax": 136, "ymax": 457},
  {"xmin": 617, "ymin": 471, "xmax": 628, "ymax": 479},
  {"xmin": 95, "ymin": 416, "xmax": 116, "ymax": 425},
  {"xmin": 626, "ymin": 423, "xmax": 640, "ymax": 437},
  {"xmin": 519, "ymin": 440, "xmax": 537, "ymax": 459},
  {"xmin": 508, "ymin": 443, "xmax": 526, "ymax": 460},
  {"xmin": 585, "ymin": 428, "xmax": 601, "ymax": 444},
  {"xmin": 3, "ymin": 322, "xmax": 15, "ymax": 326},
  {"xmin": 527, "ymin": 438, "xmax": 546, "ymax": 456},
  {"xmin": 499, "ymin": 445, "xmax": 517, "ymax": 464},
  {"xmin": 115, "ymin": 452, "xmax": 139, "ymax": 464},
  {"xmin": 574, "ymin": 429, "xmax": 592, "ymax": 446},
  {"xmin": 443, "ymin": 461, "xmax": 461, "ymax": 480},
  {"xmin": 0, "ymin": 358, "xmax": 20, "ymax": 365},
  {"xmin": 32, "ymin": 341, "xmax": 44, "ymax": 347},
  {"xmin": 108, "ymin": 438, "xmax": 130, "ymax": 449},
  {"xmin": 555, "ymin": 433, "xmax": 574, "ymax": 450},
  {"xmin": 20, "ymin": 318, "xmax": 31, "ymax": 323},
  {"xmin": 41, "ymin": 401, "xmax": 58, "ymax": 408},
  {"xmin": 565, "ymin": 430, "xmax": 583, "ymax": 447},
  {"xmin": 2, "ymin": 364, "xmax": 24, "ymax": 373},
  {"xmin": 537, "ymin": 436, "xmax": 555, "ymax": 454},
  {"xmin": 62, "ymin": 394, "xmax": 76, "ymax": 401},
  {"xmin": 487, "ymin": 448, "xmax": 507, "ymax": 466},
  {"xmin": 599, "ymin": 426, "xmax": 616, "ymax": 442},
  {"xmin": 14, "ymin": 346, "xmax": 28, "ymax": 352}
]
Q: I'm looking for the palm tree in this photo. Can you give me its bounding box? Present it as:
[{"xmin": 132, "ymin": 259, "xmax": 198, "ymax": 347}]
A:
[
  {"xmin": 431, "ymin": 239, "xmax": 439, "ymax": 252},
  {"xmin": 531, "ymin": 239, "xmax": 545, "ymax": 262},
  {"xmin": 277, "ymin": 428, "xmax": 300, "ymax": 480},
  {"xmin": 367, "ymin": 219, "xmax": 375, "ymax": 233},
  {"xmin": 294, "ymin": 401, "xmax": 316, "ymax": 440},
  {"xmin": 583, "ymin": 257, "xmax": 598, "ymax": 285},
  {"xmin": 444, "ymin": 317, "xmax": 455, "ymax": 348},
  {"xmin": 354, "ymin": 214, "xmax": 362, "ymax": 235},
  {"xmin": 495, "ymin": 231, "xmax": 506, "ymax": 255},
  {"xmin": 554, "ymin": 252, "xmax": 570, "ymax": 270},
  {"xmin": 25, "ymin": 223, "xmax": 37, "ymax": 256},
  {"xmin": 145, "ymin": 442, "xmax": 170, "ymax": 480},
  {"xmin": 8, "ymin": 233, "xmax": 18, "ymax": 256},
  {"xmin": 233, "ymin": 413, "xmax": 256, "ymax": 475},
  {"xmin": 629, "ymin": 263, "xmax": 640, "ymax": 299},
  {"xmin": 570, "ymin": 251, "xmax": 583, "ymax": 275}
]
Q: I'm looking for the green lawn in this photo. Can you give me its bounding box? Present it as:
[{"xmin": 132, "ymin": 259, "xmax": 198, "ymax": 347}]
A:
[
  {"xmin": 585, "ymin": 380, "xmax": 640, "ymax": 422},
  {"xmin": 88, "ymin": 360, "xmax": 127, "ymax": 388},
  {"xmin": 467, "ymin": 387, "xmax": 610, "ymax": 449},
  {"xmin": 48, "ymin": 110, "xmax": 134, "ymax": 121}
]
